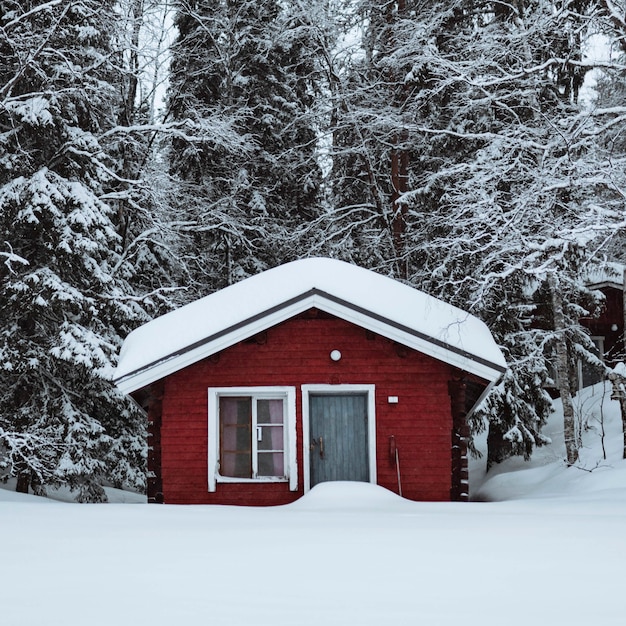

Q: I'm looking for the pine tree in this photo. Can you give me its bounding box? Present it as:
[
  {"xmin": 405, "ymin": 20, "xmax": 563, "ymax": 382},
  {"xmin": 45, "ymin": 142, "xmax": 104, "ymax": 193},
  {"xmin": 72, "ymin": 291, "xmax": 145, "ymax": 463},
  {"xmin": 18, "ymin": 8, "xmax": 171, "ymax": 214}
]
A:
[
  {"xmin": 405, "ymin": 1, "xmax": 606, "ymax": 466},
  {"xmin": 0, "ymin": 0, "xmax": 150, "ymax": 500},
  {"xmin": 413, "ymin": 1, "xmax": 610, "ymax": 466},
  {"xmin": 324, "ymin": 1, "xmax": 607, "ymax": 465},
  {"xmin": 320, "ymin": 0, "xmax": 415, "ymax": 275},
  {"xmin": 108, "ymin": 0, "xmax": 186, "ymax": 307},
  {"xmin": 167, "ymin": 0, "xmax": 323, "ymax": 292}
]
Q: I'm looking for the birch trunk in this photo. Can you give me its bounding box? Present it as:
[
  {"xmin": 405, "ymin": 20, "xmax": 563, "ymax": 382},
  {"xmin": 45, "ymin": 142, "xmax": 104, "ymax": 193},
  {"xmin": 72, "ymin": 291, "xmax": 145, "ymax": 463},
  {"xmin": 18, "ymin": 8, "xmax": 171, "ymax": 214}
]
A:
[
  {"xmin": 608, "ymin": 369, "xmax": 626, "ymax": 460},
  {"xmin": 549, "ymin": 274, "xmax": 578, "ymax": 465},
  {"xmin": 622, "ymin": 268, "xmax": 626, "ymax": 458}
]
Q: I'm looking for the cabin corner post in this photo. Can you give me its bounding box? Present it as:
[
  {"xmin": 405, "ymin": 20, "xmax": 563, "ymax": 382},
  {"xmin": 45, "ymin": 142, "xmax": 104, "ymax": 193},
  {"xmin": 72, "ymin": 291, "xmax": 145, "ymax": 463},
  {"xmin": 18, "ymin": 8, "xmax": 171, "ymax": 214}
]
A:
[
  {"xmin": 145, "ymin": 381, "xmax": 165, "ymax": 504},
  {"xmin": 448, "ymin": 377, "xmax": 469, "ymax": 502}
]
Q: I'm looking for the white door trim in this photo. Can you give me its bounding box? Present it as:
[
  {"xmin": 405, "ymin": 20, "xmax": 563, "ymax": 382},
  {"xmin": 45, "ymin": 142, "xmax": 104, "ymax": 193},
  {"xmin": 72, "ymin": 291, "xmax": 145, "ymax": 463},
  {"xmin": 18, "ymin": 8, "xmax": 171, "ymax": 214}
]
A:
[{"xmin": 301, "ymin": 384, "xmax": 376, "ymax": 493}]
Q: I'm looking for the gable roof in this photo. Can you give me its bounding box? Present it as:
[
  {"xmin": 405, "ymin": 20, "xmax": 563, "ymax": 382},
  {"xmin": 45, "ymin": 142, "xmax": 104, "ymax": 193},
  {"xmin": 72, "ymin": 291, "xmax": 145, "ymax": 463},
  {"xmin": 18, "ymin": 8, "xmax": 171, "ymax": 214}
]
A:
[
  {"xmin": 586, "ymin": 262, "xmax": 625, "ymax": 291},
  {"xmin": 114, "ymin": 258, "xmax": 507, "ymax": 394}
]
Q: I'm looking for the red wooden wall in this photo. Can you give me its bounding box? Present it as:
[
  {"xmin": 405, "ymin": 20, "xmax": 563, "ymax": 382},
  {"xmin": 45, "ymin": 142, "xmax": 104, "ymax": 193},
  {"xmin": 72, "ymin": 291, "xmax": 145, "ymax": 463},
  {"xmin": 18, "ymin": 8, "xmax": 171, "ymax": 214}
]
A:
[
  {"xmin": 155, "ymin": 310, "xmax": 464, "ymax": 505},
  {"xmin": 581, "ymin": 286, "xmax": 624, "ymax": 365}
]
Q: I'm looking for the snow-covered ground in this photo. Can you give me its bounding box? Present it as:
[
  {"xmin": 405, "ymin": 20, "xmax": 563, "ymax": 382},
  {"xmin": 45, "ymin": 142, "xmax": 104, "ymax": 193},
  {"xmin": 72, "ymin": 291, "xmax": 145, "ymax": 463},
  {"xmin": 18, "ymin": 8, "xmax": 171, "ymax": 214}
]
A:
[{"xmin": 2, "ymin": 383, "xmax": 625, "ymax": 626}]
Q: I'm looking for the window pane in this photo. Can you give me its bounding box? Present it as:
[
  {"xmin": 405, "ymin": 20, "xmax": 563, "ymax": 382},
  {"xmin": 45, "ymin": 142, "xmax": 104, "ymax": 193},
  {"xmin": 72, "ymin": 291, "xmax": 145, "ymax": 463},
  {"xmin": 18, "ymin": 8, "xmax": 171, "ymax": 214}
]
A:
[
  {"xmin": 220, "ymin": 397, "xmax": 251, "ymax": 478},
  {"xmin": 257, "ymin": 399, "xmax": 283, "ymax": 424},
  {"xmin": 258, "ymin": 425, "xmax": 283, "ymax": 451},
  {"xmin": 222, "ymin": 424, "xmax": 252, "ymax": 451},
  {"xmin": 221, "ymin": 450, "xmax": 252, "ymax": 478},
  {"xmin": 221, "ymin": 397, "xmax": 252, "ymax": 425},
  {"xmin": 257, "ymin": 452, "xmax": 284, "ymax": 477}
]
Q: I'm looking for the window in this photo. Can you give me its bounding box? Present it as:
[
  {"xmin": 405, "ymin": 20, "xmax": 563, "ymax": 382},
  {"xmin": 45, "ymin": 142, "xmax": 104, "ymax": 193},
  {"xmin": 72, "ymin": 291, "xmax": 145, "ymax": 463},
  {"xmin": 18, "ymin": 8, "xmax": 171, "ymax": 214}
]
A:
[
  {"xmin": 208, "ymin": 387, "xmax": 297, "ymax": 491},
  {"xmin": 219, "ymin": 396, "xmax": 285, "ymax": 478}
]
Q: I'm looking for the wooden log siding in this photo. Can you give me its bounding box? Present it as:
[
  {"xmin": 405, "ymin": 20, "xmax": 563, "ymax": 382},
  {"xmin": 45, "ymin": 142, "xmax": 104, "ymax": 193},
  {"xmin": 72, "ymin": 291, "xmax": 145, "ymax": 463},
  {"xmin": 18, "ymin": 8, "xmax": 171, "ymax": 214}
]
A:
[
  {"xmin": 448, "ymin": 378, "xmax": 469, "ymax": 502},
  {"xmin": 144, "ymin": 381, "xmax": 164, "ymax": 504},
  {"xmin": 155, "ymin": 311, "xmax": 477, "ymax": 505}
]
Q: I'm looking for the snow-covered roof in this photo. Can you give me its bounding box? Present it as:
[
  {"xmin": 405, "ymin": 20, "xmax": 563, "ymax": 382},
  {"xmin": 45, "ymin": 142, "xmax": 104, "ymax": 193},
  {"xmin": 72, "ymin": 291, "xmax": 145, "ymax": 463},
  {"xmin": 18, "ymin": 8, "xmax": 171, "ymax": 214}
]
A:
[
  {"xmin": 586, "ymin": 262, "xmax": 625, "ymax": 290},
  {"xmin": 114, "ymin": 258, "xmax": 507, "ymax": 393}
]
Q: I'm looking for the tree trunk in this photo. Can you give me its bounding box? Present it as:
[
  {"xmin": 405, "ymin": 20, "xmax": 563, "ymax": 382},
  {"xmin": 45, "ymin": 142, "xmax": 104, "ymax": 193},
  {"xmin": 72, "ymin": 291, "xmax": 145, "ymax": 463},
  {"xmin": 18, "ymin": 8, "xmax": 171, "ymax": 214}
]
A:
[
  {"xmin": 15, "ymin": 471, "xmax": 30, "ymax": 494},
  {"xmin": 619, "ymin": 397, "xmax": 626, "ymax": 459},
  {"xmin": 608, "ymin": 369, "xmax": 626, "ymax": 459},
  {"xmin": 622, "ymin": 267, "xmax": 626, "ymax": 458},
  {"xmin": 486, "ymin": 420, "xmax": 512, "ymax": 470},
  {"xmin": 549, "ymin": 274, "xmax": 578, "ymax": 465},
  {"xmin": 390, "ymin": 139, "xmax": 408, "ymax": 275},
  {"xmin": 388, "ymin": 0, "xmax": 409, "ymax": 279},
  {"xmin": 116, "ymin": 0, "xmax": 145, "ymax": 250},
  {"xmin": 623, "ymin": 267, "xmax": 626, "ymax": 362}
]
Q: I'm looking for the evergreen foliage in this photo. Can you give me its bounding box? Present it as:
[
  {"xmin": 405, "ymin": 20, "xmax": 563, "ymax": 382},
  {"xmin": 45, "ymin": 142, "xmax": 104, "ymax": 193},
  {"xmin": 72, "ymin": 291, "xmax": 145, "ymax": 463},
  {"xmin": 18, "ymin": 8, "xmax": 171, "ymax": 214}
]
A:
[
  {"xmin": 324, "ymin": 0, "xmax": 619, "ymax": 465},
  {"xmin": 167, "ymin": 0, "xmax": 323, "ymax": 290},
  {"xmin": 2, "ymin": 0, "xmax": 626, "ymax": 494},
  {"xmin": 0, "ymin": 0, "xmax": 150, "ymax": 500}
]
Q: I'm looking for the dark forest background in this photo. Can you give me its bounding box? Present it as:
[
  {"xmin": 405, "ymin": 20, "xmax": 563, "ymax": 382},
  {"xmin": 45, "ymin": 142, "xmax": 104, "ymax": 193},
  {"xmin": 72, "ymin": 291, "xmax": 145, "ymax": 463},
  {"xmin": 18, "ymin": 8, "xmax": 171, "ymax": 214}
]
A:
[{"xmin": 2, "ymin": 0, "xmax": 626, "ymax": 499}]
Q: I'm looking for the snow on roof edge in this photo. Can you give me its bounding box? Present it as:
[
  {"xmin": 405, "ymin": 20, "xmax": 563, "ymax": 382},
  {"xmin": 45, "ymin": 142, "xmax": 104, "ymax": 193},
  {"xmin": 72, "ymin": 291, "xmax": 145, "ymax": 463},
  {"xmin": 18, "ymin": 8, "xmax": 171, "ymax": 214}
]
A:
[
  {"xmin": 115, "ymin": 291, "xmax": 506, "ymax": 394},
  {"xmin": 586, "ymin": 261, "xmax": 625, "ymax": 289},
  {"xmin": 114, "ymin": 258, "xmax": 507, "ymax": 393}
]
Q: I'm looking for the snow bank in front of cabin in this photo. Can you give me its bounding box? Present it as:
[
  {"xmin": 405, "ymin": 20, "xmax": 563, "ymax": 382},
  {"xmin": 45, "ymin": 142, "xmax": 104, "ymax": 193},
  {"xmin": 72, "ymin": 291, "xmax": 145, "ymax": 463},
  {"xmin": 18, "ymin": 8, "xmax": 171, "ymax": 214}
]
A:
[
  {"xmin": 288, "ymin": 481, "xmax": 414, "ymax": 511},
  {"xmin": 114, "ymin": 258, "xmax": 506, "ymax": 389}
]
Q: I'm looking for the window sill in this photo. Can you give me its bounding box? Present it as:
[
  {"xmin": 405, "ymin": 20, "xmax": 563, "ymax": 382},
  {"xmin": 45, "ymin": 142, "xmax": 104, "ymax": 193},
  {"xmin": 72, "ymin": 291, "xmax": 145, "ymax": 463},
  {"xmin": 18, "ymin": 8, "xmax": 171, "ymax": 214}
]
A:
[{"xmin": 215, "ymin": 476, "xmax": 289, "ymax": 484}]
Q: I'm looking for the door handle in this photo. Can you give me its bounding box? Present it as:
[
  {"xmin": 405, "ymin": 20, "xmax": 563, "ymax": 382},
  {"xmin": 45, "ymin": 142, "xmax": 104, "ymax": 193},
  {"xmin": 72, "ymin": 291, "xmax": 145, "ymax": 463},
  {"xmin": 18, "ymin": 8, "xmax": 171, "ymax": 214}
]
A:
[{"xmin": 311, "ymin": 437, "xmax": 325, "ymax": 459}]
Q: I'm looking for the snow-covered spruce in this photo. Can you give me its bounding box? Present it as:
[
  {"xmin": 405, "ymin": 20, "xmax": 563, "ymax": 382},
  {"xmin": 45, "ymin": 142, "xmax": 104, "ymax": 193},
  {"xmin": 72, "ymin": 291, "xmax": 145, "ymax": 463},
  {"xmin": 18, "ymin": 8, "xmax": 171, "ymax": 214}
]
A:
[{"xmin": 0, "ymin": 1, "xmax": 152, "ymax": 501}]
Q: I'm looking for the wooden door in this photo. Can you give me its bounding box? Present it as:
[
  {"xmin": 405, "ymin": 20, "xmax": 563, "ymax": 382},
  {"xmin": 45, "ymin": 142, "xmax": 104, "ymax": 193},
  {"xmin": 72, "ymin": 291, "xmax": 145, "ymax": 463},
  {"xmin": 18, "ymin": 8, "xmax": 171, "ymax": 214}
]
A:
[{"xmin": 309, "ymin": 394, "xmax": 369, "ymax": 487}]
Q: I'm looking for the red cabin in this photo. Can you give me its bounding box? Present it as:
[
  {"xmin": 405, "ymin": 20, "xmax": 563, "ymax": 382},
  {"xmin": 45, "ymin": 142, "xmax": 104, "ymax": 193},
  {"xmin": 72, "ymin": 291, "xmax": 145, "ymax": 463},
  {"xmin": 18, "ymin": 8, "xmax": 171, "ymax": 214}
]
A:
[{"xmin": 114, "ymin": 258, "xmax": 506, "ymax": 505}]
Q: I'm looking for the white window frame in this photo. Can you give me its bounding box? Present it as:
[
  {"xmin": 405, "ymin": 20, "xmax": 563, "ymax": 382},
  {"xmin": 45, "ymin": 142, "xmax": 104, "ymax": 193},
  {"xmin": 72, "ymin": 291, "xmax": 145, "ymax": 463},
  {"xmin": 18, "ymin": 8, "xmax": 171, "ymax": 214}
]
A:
[
  {"xmin": 301, "ymin": 384, "xmax": 376, "ymax": 493},
  {"xmin": 208, "ymin": 386, "xmax": 297, "ymax": 492}
]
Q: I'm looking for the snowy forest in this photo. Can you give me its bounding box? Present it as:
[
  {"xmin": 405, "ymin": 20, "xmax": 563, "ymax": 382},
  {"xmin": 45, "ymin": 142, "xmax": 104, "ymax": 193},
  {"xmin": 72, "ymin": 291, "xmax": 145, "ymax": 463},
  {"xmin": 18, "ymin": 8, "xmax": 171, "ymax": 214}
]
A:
[{"xmin": 1, "ymin": 0, "xmax": 626, "ymax": 501}]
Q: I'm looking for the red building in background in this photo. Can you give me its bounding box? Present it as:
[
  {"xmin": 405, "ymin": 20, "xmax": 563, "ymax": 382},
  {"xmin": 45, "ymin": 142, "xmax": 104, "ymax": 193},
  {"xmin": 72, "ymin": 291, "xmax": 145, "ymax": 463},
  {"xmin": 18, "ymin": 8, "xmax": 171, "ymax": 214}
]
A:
[{"xmin": 580, "ymin": 266, "xmax": 625, "ymax": 387}]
